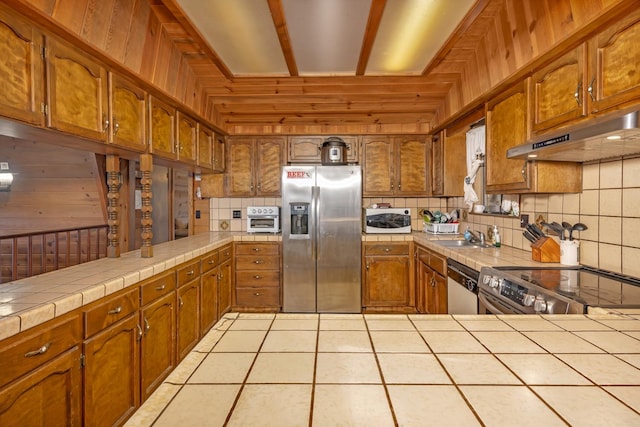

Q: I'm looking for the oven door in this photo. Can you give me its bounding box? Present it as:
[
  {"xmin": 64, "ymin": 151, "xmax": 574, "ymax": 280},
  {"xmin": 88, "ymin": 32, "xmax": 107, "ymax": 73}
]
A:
[
  {"xmin": 478, "ymin": 290, "xmax": 525, "ymax": 314},
  {"xmin": 248, "ymin": 216, "xmax": 279, "ymax": 233}
]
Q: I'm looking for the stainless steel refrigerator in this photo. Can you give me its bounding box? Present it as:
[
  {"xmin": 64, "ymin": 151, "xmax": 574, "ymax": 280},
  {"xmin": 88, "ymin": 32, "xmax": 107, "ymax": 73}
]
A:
[{"xmin": 282, "ymin": 165, "xmax": 362, "ymax": 313}]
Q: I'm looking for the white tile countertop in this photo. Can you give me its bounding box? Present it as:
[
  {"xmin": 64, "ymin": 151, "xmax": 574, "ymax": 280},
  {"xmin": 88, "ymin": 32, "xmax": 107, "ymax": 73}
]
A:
[{"xmin": 0, "ymin": 230, "xmax": 621, "ymax": 341}]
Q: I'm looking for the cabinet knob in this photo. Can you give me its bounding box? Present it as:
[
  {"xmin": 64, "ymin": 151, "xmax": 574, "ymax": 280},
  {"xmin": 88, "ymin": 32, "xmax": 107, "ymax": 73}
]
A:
[
  {"xmin": 574, "ymin": 81, "xmax": 583, "ymax": 106},
  {"xmin": 24, "ymin": 343, "xmax": 51, "ymax": 358},
  {"xmin": 254, "ymin": 260, "xmax": 264, "ymax": 264},
  {"xmin": 253, "ymin": 247, "xmax": 260, "ymax": 252},
  {"xmin": 254, "ymin": 292, "xmax": 263, "ymax": 296},
  {"xmin": 587, "ymin": 77, "xmax": 596, "ymax": 101},
  {"xmin": 384, "ymin": 248, "xmax": 391, "ymax": 252},
  {"xmin": 187, "ymin": 270, "xmax": 195, "ymax": 276},
  {"xmin": 155, "ymin": 284, "xmax": 166, "ymax": 291},
  {"xmin": 113, "ymin": 119, "xmax": 120, "ymax": 135},
  {"xmin": 254, "ymin": 275, "xmax": 262, "ymax": 279},
  {"xmin": 107, "ymin": 306, "xmax": 122, "ymax": 315}
]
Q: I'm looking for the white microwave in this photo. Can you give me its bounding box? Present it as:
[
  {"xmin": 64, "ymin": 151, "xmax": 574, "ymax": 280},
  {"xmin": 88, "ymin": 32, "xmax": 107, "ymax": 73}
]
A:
[{"xmin": 363, "ymin": 208, "xmax": 412, "ymax": 233}]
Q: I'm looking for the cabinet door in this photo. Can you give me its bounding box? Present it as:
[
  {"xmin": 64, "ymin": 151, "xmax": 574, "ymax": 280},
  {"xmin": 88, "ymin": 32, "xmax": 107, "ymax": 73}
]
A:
[
  {"xmin": 83, "ymin": 314, "xmax": 140, "ymax": 427},
  {"xmin": 201, "ymin": 266, "xmax": 219, "ymax": 335},
  {"xmin": 531, "ymin": 45, "xmax": 588, "ymax": 133},
  {"xmin": 0, "ymin": 347, "xmax": 81, "ymax": 426},
  {"xmin": 213, "ymin": 135, "xmax": 226, "ymax": 173},
  {"xmin": 140, "ymin": 292, "xmax": 175, "ymax": 401},
  {"xmin": 177, "ymin": 111, "xmax": 197, "ymax": 164},
  {"xmin": 176, "ymin": 280, "xmax": 200, "ymax": 361},
  {"xmin": 255, "ymin": 137, "xmax": 284, "ymax": 196},
  {"xmin": 288, "ymin": 136, "xmax": 323, "ymax": 163},
  {"xmin": 362, "ymin": 136, "xmax": 393, "ymax": 196},
  {"xmin": 226, "ymin": 138, "xmax": 254, "ymax": 196},
  {"xmin": 395, "ymin": 137, "xmax": 428, "ymax": 195},
  {"xmin": 198, "ymin": 124, "xmax": 214, "ymax": 170},
  {"xmin": 149, "ymin": 96, "xmax": 176, "ymax": 160},
  {"xmin": 46, "ymin": 38, "xmax": 108, "ymax": 141},
  {"xmin": 430, "ymin": 133, "xmax": 444, "ymax": 196},
  {"xmin": 218, "ymin": 258, "xmax": 232, "ymax": 317},
  {"xmin": 442, "ymin": 131, "xmax": 466, "ymax": 197},
  {"xmin": 0, "ymin": 5, "xmax": 44, "ymax": 126},
  {"xmin": 486, "ymin": 83, "xmax": 531, "ymax": 192},
  {"xmin": 363, "ymin": 255, "xmax": 411, "ymax": 307},
  {"xmin": 415, "ymin": 251, "xmax": 429, "ymax": 313},
  {"xmin": 434, "ymin": 273, "xmax": 448, "ymax": 314},
  {"xmin": 110, "ymin": 73, "xmax": 146, "ymax": 151},
  {"xmin": 588, "ymin": 10, "xmax": 640, "ymax": 114}
]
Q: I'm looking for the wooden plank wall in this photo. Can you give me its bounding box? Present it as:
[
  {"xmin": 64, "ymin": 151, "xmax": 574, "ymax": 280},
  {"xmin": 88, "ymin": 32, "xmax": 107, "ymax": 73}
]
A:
[{"xmin": 0, "ymin": 136, "xmax": 106, "ymax": 236}]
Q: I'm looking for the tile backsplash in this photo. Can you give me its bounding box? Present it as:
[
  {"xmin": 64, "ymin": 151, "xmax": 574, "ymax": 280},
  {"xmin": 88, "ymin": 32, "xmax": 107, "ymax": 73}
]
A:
[{"xmin": 207, "ymin": 157, "xmax": 640, "ymax": 277}]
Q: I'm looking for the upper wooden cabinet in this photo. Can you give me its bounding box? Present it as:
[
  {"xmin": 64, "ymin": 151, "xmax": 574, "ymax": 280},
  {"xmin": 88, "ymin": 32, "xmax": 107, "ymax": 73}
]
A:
[
  {"xmin": 532, "ymin": 10, "xmax": 640, "ymax": 133},
  {"xmin": 486, "ymin": 81, "xmax": 581, "ymax": 194},
  {"xmin": 431, "ymin": 131, "xmax": 465, "ymax": 197},
  {"xmin": 45, "ymin": 38, "xmax": 108, "ymax": 141},
  {"xmin": 362, "ymin": 135, "xmax": 428, "ymax": 196},
  {"xmin": 0, "ymin": 5, "xmax": 45, "ymax": 126},
  {"xmin": 226, "ymin": 136, "xmax": 284, "ymax": 196},
  {"xmin": 197, "ymin": 124, "xmax": 214, "ymax": 171},
  {"xmin": 213, "ymin": 134, "xmax": 226, "ymax": 173},
  {"xmin": 149, "ymin": 96, "xmax": 176, "ymax": 160},
  {"xmin": 109, "ymin": 73, "xmax": 147, "ymax": 152},
  {"xmin": 288, "ymin": 135, "xmax": 359, "ymax": 163},
  {"xmin": 176, "ymin": 112, "xmax": 197, "ymax": 164}
]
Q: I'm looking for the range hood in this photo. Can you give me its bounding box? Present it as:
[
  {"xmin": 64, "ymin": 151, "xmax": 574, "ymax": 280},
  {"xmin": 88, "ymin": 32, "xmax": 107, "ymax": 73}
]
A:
[{"xmin": 507, "ymin": 111, "xmax": 640, "ymax": 162}]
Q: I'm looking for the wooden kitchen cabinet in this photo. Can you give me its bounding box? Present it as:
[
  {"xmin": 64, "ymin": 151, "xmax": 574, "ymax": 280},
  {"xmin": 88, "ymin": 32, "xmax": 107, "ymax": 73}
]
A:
[
  {"xmin": 218, "ymin": 244, "xmax": 233, "ymax": 317},
  {"xmin": 226, "ymin": 137, "xmax": 284, "ymax": 196},
  {"xmin": 0, "ymin": 311, "xmax": 82, "ymax": 425},
  {"xmin": 176, "ymin": 259, "xmax": 201, "ymax": 361},
  {"xmin": 45, "ymin": 37, "xmax": 109, "ymax": 141},
  {"xmin": 82, "ymin": 287, "xmax": 140, "ymax": 427},
  {"xmin": 415, "ymin": 246, "xmax": 447, "ymax": 314},
  {"xmin": 0, "ymin": 4, "xmax": 45, "ymax": 126},
  {"xmin": 149, "ymin": 95, "xmax": 176, "ymax": 160},
  {"xmin": 362, "ymin": 136, "xmax": 428, "ymax": 196},
  {"xmin": 198, "ymin": 124, "xmax": 214, "ymax": 171},
  {"xmin": 362, "ymin": 242, "xmax": 414, "ymax": 312},
  {"xmin": 139, "ymin": 271, "xmax": 176, "ymax": 402},
  {"xmin": 213, "ymin": 134, "xmax": 226, "ymax": 172},
  {"xmin": 200, "ymin": 250, "xmax": 220, "ymax": 334},
  {"xmin": 234, "ymin": 242, "xmax": 281, "ymax": 311},
  {"xmin": 287, "ymin": 135, "xmax": 359, "ymax": 163},
  {"xmin": 108, "ymin": 73, "xmax": 147, "ymax": 152},
  {"xmin": 430, "ymin": 130, "xmax": 465, "ymax": 197},
  {"xmin": 486, "ymin": 81, "xmax": 582, "ymax": 193},
  {"xmin": 176, "ymin": 111, "xmax": 197, "ymax": 165}
]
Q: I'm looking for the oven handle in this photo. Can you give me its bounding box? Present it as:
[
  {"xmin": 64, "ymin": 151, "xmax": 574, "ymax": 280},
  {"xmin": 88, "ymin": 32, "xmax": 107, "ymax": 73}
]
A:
[
  {"xmin": 248, "ymin": 215, "xmax": 278, "ymax": 219},
  {"xmin": 478, "ymin": 292, "xmax": 507, "ymax": 315}
]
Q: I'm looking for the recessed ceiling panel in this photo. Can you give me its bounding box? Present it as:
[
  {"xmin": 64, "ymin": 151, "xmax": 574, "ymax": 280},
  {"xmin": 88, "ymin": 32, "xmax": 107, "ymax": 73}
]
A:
[
  {"xmin": 366, "ymin": 0, "xmax": 475, "ymax": 75},
  {"xmin": 282, "ymin": 0, "xmax": 372, "ymax": 76},
  {"xmin": 177, "ymin": 0, "xmax": 288, "ymax": 76}
]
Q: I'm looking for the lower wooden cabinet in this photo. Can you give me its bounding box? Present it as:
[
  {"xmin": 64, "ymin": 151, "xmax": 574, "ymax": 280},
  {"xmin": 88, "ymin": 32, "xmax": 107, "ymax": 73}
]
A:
[
  {"xmin": 200, "ymin": 250, "xmax": 220, "ymax": 335},
  {"xmin": 234, "ymin": 242, "xmax": 281, "ymax": 311},
  {"xmin": 176, "ymin": 278, "xmax": 200, "ymax": 361},
  {"xmin": 415, "ymin": 245, "xmax": 448, "ymax": 314},
  {"xmin": 362, "ymin": 242, "xmax": 414, "ymax": 312},
  {"xmin": 218, "ymin": 244, "xmax": 233, "ymax": 317}
]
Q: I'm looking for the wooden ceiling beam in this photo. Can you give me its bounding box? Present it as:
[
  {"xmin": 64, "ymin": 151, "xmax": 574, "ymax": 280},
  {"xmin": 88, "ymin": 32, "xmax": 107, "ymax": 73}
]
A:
[
  {"xmin": 267, "ymin": 0, "xmax": 298, "ymax": 76},
  {"xmin": 356, "ymin": 0, "xmax": 387, "ymax": 76}
]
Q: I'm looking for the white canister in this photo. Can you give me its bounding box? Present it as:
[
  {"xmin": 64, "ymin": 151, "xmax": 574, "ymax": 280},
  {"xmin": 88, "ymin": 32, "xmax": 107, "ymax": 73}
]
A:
[{"xmin": 560, "ymin": 240, "xmax": 580, "ymax": 266}]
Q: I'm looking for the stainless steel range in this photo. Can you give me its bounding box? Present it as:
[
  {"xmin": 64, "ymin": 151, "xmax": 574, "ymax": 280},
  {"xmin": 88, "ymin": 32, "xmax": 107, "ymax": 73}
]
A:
[{"xmin": 478, "ymin": 266, "xmax": 640, "ymax": 314}]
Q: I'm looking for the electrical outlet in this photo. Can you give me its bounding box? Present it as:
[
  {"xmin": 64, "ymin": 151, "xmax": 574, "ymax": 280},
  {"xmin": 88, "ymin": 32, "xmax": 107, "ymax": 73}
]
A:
[
  {"xmin": 520, "ymin": 214, "xmax": 529, "ymax": 228},
  {"xmin": 195, "ymin": 210, "xmax": 201, "ymax": 219},
  {"xmin": 232, "ymin": 210, "xmax": 241, "ymax": 219}
]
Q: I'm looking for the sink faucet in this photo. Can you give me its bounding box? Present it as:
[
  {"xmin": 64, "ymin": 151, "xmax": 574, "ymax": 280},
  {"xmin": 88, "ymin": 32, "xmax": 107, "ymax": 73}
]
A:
[{"xmin": 476, "ymin": 231, "xmax": 486, "ymax": 244}]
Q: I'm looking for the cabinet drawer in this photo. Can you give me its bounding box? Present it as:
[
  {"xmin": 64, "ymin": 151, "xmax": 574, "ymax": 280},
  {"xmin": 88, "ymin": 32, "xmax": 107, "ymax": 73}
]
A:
[
  {"xmin": 201, "ymin": 251, "xmax": 219, "ymax": 273},
  {"xmin": 219, "ymin": 244, "xmax": 232, "ymax": 262},
  {"xmin": 177, "ymin": 260, "xmax": 201, "ymax": 287},
  {"xmin": 0, "ymin": 312, "xmax": 81, "ymax": 388},
  {"xmin": 236, "ymin": 255, "xmax": 280, "ymax": 271},
  {"xmin": 235, "ymin": 243, "xmax": 279, "ymax": 256},
  {"xmin": 427, "ymin": 252, "xmax": 446, "ymax": 276},
  {"xmin": 235, "ymin": 287, "xmax": 280, "ymax": 307},
  {"xmin": 84, "ymin": 287, "xmax": 139, "ymax": 338},
  {"xmin": 365, "ymin": 244, "xmax": 410, "ymax": 256},
  {"xmin": 236, "ymin": 271, "xmax": 280, "ymax": 287},
  {"xmin": 140, "ymin": 271, "xmax": 176, "ymax": 306}
]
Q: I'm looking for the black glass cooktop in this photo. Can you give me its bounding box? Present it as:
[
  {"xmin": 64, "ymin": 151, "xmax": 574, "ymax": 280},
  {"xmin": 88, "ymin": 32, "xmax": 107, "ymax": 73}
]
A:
[{"xmin": 493, "ymin": 266, "xmax": 640, "ymax": 308}]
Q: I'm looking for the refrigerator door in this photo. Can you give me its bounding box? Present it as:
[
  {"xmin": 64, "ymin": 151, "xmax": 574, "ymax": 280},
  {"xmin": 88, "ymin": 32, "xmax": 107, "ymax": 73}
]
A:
[
  {"xmin": 316, "ymin": 166, "xmax": 362, "ymax": 312},
  {"xmin": 282, "ymin": 166, "xmax": 317, "ymax": 312}
]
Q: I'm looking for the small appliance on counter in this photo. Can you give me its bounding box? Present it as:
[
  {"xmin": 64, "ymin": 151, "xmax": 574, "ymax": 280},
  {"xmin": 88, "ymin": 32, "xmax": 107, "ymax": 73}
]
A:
[
  {"xmin": 363, "ymin": 207, "xmax": 412, "ymax": 233},
  {"xmin": 246, "ymin": 206, "xmax": 280, "ymax": 233}
]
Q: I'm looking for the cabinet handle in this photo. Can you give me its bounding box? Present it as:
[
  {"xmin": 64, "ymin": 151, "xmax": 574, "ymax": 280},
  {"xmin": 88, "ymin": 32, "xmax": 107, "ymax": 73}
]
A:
[
  {"xmin": 384, "ymin": 248, "xmax": 391, "ymax": 253},
  {"xmin": 253, "ymin": 247, "xmax": 260, "ymax": 252},
  {"xmin": 257, "ymin": 183, "xmax": 262, "ymax": 191},
  {"xmin": 179, "ymin": 297, "xmax": 184, "ymax": 307},
  {"xmin": 108, "ymin": 306, "xmax": 122, "ymax": 315},
  {"xmin": 366, "ymin": 264, "xmax": 370, "ymax": 271},
  {"xmin": 250, "ymin": 184, "xmax": 254, "ymax": 191},
  {"xmin": 254, "ymin": 275, "xmax": 262, "ymax": 279},
  {"xmin": 587, "ymin": 77, "xmax": 596, "ymax": 101},
  {"xmin": 155, "ymin": 284, "xmax": 166, "ymax": 291},
  {"xmin": 254, "ymin": 292, "xmax": 263, "ymax": 296},
  {"xmin": 521, "ymin": 161, "xmax": 528, "ymax": 182},
  {"xmin": 224, "ymin": 251, "xmax": 230, "ymax": 257},
  {"xmin": 254, "ymin": 260, "xmax": 264, "ymax": 264},
  {"xmin": 574, "ymin": 81, "xmax": 582, "ymax": 106},
  {"xmin": 113, "ymin": 118, "xmax": 119, "ymax": 135},
  {"xmin": 186, "ymin": 270, "xmax": 195, "ymax": 276},
  {"xmin": 208, "ymin": 260, "xmax": 216, "ymax": 264},
  {"xmin": 103, "ymin": 115, "xmax": 109, "ymax": 132},
  {"xmin": 144, "ymin": 317, "xmax": 150, "ymax": 333},
  {"xmin": 137, "ymin": 324, "xmax": 143, "ymax": 341},
  {"xmin": 24, "ymin": 343, "xmax": 51, "ymax": 358}
]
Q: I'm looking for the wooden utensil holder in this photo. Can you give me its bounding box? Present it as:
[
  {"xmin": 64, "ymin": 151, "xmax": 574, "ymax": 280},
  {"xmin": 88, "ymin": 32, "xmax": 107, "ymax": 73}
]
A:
[{"xmin": 531, "ymin": 237, "xmax": 560, "ymax": 263}]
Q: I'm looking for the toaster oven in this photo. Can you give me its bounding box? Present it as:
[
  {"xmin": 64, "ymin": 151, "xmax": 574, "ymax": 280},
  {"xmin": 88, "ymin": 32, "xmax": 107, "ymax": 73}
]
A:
[{"xmin": 246, "ymin": 206, "xmax": 280, "ymax": 233}]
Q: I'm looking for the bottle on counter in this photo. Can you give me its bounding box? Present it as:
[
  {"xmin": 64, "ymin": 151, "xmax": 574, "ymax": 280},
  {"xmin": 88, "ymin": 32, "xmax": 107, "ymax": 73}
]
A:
[{"xmin": 491, "ymin": 225, "xmax": 501, "ymax": 247}]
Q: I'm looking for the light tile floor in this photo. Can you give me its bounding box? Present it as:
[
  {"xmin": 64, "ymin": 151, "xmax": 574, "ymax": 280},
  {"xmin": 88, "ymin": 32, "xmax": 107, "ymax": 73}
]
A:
[{"xmin": 126, "ymin": 313, "xmax": 640, "ymax": 426}]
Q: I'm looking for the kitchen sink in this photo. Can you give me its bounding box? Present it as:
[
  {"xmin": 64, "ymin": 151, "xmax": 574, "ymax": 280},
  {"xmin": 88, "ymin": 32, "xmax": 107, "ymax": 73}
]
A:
[{"xmin": 433, "ymin": 240, "xmax": 494, "ymax": 249}]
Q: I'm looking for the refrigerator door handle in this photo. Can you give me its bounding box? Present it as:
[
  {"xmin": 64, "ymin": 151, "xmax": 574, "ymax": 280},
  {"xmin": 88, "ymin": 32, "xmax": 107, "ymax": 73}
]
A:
[{"xmin": 311, "ymin": 185, "xmax": 319, "ymax": 260}]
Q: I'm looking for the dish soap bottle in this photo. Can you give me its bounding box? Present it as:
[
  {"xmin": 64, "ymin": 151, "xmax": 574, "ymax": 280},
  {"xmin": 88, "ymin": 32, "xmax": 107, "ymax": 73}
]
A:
[
  {"xmin": 464, "ymin": 226, "xmax": 473, "ymax": 242},
  {"xmin": 492, "ymin": 225, "xmax": 501, "ymax": 247}
]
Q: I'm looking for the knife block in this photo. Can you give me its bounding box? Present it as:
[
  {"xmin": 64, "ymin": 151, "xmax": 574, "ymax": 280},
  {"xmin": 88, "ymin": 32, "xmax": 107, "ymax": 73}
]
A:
[{"xmin": 531, "ymin": 237, "xmax": 560, "ymax": 263}]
